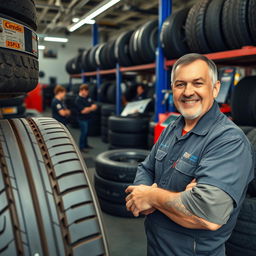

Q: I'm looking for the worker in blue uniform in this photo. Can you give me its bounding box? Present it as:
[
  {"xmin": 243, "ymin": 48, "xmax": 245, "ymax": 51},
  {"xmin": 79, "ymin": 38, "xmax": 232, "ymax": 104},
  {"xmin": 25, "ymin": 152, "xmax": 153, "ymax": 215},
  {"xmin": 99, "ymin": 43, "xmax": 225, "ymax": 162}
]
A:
[
  {"xmin": 75, "ymin": 84, "xmax": 97, "ymax": 152},
  {"xmin": 51, "ymin": 85, "xmax": 70, "ymax": 125},
  {"xmin": 126, "ymin": 53, "xmax": 254, "ymax": 256},
  {"xmin": 133, "ymin": 84, "xmax": 147, "ymax": 101}
]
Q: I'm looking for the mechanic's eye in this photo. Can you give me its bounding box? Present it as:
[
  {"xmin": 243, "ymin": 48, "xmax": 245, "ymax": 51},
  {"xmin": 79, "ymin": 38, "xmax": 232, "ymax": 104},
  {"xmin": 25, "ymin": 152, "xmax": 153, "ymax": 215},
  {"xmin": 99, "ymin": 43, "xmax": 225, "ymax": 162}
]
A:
[{"xmin": 175, "ymin": 83, "xmax": 185, "ymax": 88}]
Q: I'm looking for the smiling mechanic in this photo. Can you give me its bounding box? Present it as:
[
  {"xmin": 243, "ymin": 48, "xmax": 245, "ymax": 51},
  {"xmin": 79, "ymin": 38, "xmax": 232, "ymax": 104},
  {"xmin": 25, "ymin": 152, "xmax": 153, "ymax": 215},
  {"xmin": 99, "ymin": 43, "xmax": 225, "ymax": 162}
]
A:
[{"xmin": 125, "ymin": 53, "xmax": 254, "ymax": 256}]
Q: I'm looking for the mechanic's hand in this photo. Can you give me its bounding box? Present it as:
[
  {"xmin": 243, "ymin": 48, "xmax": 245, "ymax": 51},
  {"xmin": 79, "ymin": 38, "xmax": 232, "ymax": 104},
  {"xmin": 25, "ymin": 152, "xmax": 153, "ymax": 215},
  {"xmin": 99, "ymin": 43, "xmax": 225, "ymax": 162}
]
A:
[
  {"xmin": 125, "ymin": 183, "xmax": 157, "ymax": 217},
  {"xmin": 185, "ymin": 178, "xmax": 197, "ymax": 191}
]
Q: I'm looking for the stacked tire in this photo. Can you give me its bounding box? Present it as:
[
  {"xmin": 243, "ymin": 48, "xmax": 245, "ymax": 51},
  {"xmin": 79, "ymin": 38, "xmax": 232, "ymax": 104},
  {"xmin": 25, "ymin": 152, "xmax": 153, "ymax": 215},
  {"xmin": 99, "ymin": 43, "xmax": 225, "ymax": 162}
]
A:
[
  {"xmin": 148, "ymin": 121, "xmax": 156, "ymax": 149},
  {"xmin": 108, "ymin": 116, "xmax": 149, "ymax": 149},
  {"xmin": 101, "ymin": 104, "xmax": 115, "ymax": 143},
  {"xmin": 231, "ymin": 76, "xmax": 256, "ymax": 126},
  {"xmin": 226, "ymin": 126, "xmax": 256, "ymax": 256},
  {"xmin": 0, "ymin": 96, "xmax": 26, "ymax": 119},
  {"xmin": 66, "ymin": 19, "xmax": 158, "ymax": 73},
  {"xmin": 0, "ymin": 0, "xmax": 38, "ymax": 94},
  {"xmin": 0, "ymin": 117, "xmax": 109, "ymax": 255},
  {"xmin": 161, "ymin": 0, "xmax": 256, "ymax": 59},
  {"xmin": 94, "ymin": 149, "xmax": 149, "ymax": 217}
]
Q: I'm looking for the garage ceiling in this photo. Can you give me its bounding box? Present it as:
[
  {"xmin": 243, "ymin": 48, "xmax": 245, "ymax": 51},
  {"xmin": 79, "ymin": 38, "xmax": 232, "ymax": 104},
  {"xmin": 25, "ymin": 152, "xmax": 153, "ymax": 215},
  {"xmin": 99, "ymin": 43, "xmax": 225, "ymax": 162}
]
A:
[{"xmin": 35, "ymin": 0, "xmax": 197, "ymax": 39}]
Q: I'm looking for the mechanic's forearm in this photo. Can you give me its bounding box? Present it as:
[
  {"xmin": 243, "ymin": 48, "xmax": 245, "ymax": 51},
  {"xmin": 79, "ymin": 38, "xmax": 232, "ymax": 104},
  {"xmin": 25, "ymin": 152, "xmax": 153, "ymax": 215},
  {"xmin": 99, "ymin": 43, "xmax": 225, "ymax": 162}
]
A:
[{"xmin": 150, "ymin": 188, "xmax": 217, "ymax": 230}]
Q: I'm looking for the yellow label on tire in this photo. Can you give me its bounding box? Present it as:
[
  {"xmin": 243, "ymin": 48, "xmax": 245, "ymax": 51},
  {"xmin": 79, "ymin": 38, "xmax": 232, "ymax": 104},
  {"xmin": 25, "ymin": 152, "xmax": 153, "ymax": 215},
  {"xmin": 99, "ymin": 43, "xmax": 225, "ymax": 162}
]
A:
[
  {"xmin": 0, "ymin": 17, "xmax": 38, "ymax": 57},
  {"xmin": 1, "ymin": 107, "xmax": 18, "ymax": 114}
]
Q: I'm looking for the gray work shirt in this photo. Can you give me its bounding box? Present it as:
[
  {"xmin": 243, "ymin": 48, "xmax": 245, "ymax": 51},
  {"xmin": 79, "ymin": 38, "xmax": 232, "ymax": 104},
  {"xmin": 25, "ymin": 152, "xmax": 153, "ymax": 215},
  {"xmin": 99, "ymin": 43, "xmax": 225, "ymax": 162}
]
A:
[{"xmin": 134, "ymin": 101, "xmax": 254, "ymax": 256}]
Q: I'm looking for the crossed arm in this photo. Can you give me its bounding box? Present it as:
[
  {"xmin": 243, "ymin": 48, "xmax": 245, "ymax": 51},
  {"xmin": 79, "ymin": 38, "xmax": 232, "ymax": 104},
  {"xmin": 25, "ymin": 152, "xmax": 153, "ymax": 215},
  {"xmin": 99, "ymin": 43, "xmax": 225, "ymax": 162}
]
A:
[
  {"xmin": 125, "ymin": 182, "xmax": 222, "ymax": 231},
  {"xmin": 58, "ymin": 109, "xmax": 70, "ymax": 116},
  {"xmin": 81, "ymin": 104, "xmax": 97, "ymax": 114}
]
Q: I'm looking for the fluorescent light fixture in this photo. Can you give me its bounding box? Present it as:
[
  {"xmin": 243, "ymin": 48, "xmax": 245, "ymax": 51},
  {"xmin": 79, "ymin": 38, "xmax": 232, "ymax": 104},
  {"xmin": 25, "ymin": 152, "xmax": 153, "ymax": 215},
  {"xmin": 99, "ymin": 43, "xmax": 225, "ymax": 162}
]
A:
[
  {"xmin": 69, "ymin": 0, "xmax": 120, "ymax": 32},
  {"xmin": 72, "ymin": 17, "xmax": 80, "ymax": 23},
  {"xmin": 44, "ymin": 37, "xmax": 69, "ymax": 43},
  {"xmin": 38, "ymin": 45, "xmax": 46, "ymax": 50}
]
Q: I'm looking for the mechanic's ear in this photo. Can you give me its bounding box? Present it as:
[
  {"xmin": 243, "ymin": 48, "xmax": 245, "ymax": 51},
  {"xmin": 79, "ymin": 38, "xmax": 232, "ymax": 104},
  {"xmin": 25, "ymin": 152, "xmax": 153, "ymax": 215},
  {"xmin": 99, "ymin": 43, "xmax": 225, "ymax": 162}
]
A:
[{"xmin": 213, "ymin": 80, "xmax": 221, "ymax": 99}]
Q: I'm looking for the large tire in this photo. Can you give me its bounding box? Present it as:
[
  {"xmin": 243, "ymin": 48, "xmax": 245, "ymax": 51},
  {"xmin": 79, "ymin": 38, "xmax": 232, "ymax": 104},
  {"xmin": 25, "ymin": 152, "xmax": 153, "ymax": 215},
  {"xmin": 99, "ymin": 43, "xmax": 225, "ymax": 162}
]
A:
[
  {"xmin": 129, "ymin": 29, "xmax": 144, "ymax": 65},
  {"xmin": 0, "ymin": 0, "xmax": 37, "ymax": 30},
  {"xmin": 232, "ymin": 0, "xmax": 253, "ymax": 47},
  {"xmin": 95, "ymin": 149, "xmax": 148, "ymax": 182},
  {"xmin": 106, "ymin": 84, "xmax": 116, "ymax": 104},
  {"xmin": 245, "ymin": 128, "xmax": 256, "ymax": 197},
  {"xmin": 109, "ymin": 131, "xmax": 147, "ymax": 148},
  {"xmin": 248, "ymin": 0, "xmax": 256, "ymax": 44},
  {"xmin": 160, "ymin": 8, "xmax": 190, "ymax": 59},
  {"xmin": 222, "ymin": 0, "xmax": 242, "ymax": 49},
  {"xmin": 204, "ymin": 0, "xmax": 228, "ymax": 52},
  {"xmin": 0, "ymin": 48, "xmax": 39, "ymax": 94},
  {"xmin": 97, "ymin": 198, "xmax": 134, "ymax": 218},
  {"xmin": 185, "ymin": 0, "xmax": 212, "ymax": 53},
  {"xmin": 0, "ymin": 117, "xmax": 108, "ymax": 255},
  {"xmin": 0, "ymin": 95, "xmax": 25, "ymax": 107},
  {"xmin": 99, "ymin": 82, "xmax": 112, "ymax": 103},
  {"xmin": 226, "ymin": 197, "xmax": 256, "ymax": 256},
  {"xmin": 115, "ymin": 31, "xmax": 134, "ymax": 66},
  {"xmin": 137, "ymin": 20, "xmax": 158, "ymax": 63},
  {"xmin": 101, "ymin": 104, "xmax": 116, "ymax": 116},
  {"xmin": 94, "ymin": 173, "xmax": 130, "ymax": 204},
  {"xmin": 109, "ymin": 116, "xmax": 148, "ymax": 133},
  {"xmin": 231, "ymin": 76, "xmax": 256, "ymax": 126}
]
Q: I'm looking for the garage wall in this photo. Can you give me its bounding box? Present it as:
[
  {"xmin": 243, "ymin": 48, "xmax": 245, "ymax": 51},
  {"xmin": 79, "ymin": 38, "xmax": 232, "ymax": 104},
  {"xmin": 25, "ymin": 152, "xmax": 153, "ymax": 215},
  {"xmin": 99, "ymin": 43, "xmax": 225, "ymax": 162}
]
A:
[{"xmin": 38, "ymin": 34, "xmax": 91, "ymax": 85}]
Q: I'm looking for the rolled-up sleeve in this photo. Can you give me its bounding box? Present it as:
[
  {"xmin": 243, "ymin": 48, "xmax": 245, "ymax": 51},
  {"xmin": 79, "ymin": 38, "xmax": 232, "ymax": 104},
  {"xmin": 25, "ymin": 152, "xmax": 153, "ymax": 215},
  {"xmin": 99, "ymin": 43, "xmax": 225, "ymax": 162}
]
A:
[
  {"xmin": 181, "ymin": 184, "xmax": 234, "ymax": 225},
  {"xmin": 195, "ymin": 135, "xmax": 254, "ymax": 207}
]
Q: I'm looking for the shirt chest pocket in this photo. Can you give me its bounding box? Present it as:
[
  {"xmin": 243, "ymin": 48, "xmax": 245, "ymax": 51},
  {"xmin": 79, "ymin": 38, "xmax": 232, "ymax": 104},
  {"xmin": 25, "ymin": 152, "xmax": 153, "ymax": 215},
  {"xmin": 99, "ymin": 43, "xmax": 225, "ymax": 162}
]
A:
[
  {"xmin": 154, "ymin": 149, "xmax": 168, "ymax": 182},
  {"xmin": 169, "ymin": 158, "xmax": 197, "ymax": 192}
]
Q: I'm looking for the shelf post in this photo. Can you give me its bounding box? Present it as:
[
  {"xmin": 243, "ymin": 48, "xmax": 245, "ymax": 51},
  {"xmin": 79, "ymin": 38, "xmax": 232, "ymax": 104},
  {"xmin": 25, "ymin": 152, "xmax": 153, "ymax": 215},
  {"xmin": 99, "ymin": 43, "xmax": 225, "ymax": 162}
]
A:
[
  {"xmin": 92, "ymin": 23, "xmax": 98, "ymax": 46},
  {"xmin": 91, "ymin": 23, "xmax": 101, "ymax": 97},
  {"xmin": 155, "ymin": 0, "xmax": 172, "ymax": 121},
  {"xmin": 116, "ymin": 63, "xmax": 122, "ymax": 115}
]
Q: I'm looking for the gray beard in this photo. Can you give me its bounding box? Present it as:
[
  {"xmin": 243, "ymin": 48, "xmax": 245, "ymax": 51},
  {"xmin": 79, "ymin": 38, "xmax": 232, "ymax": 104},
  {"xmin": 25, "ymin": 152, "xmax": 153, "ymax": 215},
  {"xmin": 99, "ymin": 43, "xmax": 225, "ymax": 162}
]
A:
[{"xmin": 178, "ymin": 105, "xmax": 203, "ymax": 120}]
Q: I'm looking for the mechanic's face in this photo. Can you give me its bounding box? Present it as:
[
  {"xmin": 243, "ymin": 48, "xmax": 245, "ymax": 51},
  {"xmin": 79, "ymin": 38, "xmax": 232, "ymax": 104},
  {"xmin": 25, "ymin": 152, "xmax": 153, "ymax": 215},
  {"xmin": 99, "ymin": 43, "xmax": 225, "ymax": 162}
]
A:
[
  {"xmin": 172, "ymin": 60, "xmax": 220, "ymax": 121},
  {"xmin": 80, "ymin": 89, "xmax": 89, "ymax": 98},
  {"xmin": 137, "ymin": 86, "xmax": 144, "ymax": 96},
  {"xmin": 59, "ymin": 91, "xmax": 66, "ymax": 100}
]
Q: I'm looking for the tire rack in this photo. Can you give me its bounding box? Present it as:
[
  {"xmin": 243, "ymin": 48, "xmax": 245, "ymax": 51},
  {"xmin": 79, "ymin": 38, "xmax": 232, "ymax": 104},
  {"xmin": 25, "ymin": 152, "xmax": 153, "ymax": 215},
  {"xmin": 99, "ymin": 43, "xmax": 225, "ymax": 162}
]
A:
[{"xmin": 70, "ymin": 0, "xmax": 256, "ymax": 121}]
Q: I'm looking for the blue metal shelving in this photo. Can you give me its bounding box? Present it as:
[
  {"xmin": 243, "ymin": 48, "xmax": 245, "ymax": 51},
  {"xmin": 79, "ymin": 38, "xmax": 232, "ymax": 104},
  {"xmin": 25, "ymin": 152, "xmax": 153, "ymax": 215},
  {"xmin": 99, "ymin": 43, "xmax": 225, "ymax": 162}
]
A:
[{"xmin": 72, "ymin": 0, "xmax": 173, "ymax": 118}]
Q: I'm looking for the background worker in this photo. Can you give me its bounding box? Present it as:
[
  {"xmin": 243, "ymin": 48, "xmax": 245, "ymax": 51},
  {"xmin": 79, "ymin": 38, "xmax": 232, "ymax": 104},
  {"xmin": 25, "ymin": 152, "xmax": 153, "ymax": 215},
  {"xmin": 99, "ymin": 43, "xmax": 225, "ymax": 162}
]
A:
[
  {"xmin": 126, "ymin": 53, "xmax": 254, "ymax": 255},
  {"xmin": 132, "ymin": 84, "xmax": 147, "ymax": 101},
  {"xmin": 75, "ymin": 84, "xmax": 97, "ymax": 152},
  {"xmin": 51, "ymin": 85, "xmax": 70, "ymax": 125}
]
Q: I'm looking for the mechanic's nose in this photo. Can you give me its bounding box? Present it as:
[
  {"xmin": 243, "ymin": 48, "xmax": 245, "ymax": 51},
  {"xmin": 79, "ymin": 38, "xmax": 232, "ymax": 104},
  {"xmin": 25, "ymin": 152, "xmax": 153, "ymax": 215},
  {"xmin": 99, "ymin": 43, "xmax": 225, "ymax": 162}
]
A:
[{"xmin": 183, "ymin": 83, "xmax": 195, "ymax": 97}]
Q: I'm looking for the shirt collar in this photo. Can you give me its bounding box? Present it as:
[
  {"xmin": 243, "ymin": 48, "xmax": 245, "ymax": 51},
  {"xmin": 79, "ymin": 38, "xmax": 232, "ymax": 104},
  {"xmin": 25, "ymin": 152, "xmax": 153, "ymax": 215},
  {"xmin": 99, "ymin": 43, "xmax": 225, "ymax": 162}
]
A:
[{"xmin": 174, "ymin": 101, "xmax": 222, "ymax": 137}]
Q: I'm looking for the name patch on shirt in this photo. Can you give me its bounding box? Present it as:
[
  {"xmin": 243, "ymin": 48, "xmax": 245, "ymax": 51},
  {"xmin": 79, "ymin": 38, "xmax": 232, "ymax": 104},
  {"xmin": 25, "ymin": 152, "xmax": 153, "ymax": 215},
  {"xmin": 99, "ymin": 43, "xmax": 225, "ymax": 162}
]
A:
[{"xmin": 183, "ymin": 152, "xmax": 198, "ymax": 163}]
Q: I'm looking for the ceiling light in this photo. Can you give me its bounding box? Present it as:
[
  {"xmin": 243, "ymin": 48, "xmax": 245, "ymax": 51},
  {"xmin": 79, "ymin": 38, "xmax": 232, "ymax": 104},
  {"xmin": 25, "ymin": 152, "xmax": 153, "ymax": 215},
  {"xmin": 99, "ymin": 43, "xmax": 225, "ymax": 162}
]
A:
[
  {"xmin": 72, "ymin": 17, "xmax": 80, "ymax": 23},
  {"xmin": 38, "ymin": 45, "xmax": 46, "ymax": 50},
  {"xmin": 68, "ymin": 0, "xmax": 121, "ymax": 32},
  {"xmin": 44, "ymin": 37, "xmax": 69, "ymax": 43}
]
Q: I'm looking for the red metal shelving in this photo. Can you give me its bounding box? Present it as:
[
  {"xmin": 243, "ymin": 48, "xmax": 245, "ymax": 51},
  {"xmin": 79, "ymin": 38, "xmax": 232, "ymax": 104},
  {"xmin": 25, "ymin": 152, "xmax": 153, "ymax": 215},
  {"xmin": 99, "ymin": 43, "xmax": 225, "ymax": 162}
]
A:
[
  {"xmin": 165, "ymin": 46, "xmax": 256, "ymax": 68},
  {"xmin": 70, "ymin": 46, "xmax": 256, "ymax": 78}
]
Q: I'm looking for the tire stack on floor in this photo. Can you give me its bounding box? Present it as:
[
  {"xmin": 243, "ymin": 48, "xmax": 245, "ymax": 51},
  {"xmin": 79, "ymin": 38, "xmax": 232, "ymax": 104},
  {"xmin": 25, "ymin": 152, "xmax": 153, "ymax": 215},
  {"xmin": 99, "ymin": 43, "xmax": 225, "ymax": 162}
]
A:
[
  {"xmin": 0, "ymin": 96, "xmax": 26, "ymax": 119},
  {"xmin": 226, "ymin": 127, "xmax": 256, "ymax": 256},
  {"xmin": 108, "ymin": 116, "xmax": 149, "ymax": 149},
  {"xmin": 101, "ymin": 104, "xmax": 116, "ymax": 143},
  {"xmin": 225, "ymin": 80, "xmax": 256, "ymax": 255},
  {"xmin": 94, "ymin": 149, "xmax": 149, "ymax": 217}
]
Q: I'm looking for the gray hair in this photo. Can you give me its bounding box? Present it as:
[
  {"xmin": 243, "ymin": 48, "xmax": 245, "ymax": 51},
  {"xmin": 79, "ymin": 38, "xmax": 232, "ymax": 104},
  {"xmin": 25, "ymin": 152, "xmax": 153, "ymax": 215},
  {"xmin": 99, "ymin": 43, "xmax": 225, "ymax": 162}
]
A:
[{"xmin": 171, "ymin": 53, "xmax": 218, "ymax": 86}]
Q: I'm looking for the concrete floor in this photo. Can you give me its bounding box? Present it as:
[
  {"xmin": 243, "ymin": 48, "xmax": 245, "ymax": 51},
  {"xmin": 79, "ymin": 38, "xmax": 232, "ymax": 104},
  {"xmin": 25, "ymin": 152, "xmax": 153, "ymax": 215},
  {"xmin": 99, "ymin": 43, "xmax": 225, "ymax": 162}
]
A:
[
  {"xmin": 42, "ymin": 109, "xmax": 147, "ymax": 255},
  {"xmin": 67, "ymin": 125, "xmax": 147, "ymax": 256}
]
